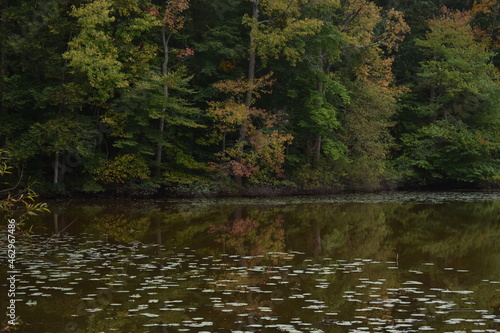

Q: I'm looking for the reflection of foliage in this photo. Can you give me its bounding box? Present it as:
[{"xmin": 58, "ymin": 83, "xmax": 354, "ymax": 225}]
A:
[
  {"xmin": 391, "ymin": 201, "xmax": 500, "ymax": 315},
  {"xmin": 340, "ymin": 204, "xmax": 394, "ymax": 259},
  {"xmin": 151, "ymin": 204, "xmax": 229, "ymax": 252},
  {"xmin": 395, "ymin": 201, "xmax": 500, "ymax": 260},
  {"xmin": 91, "ymin": 214, "xmax": 150, "ymax": 243},
  {"xmin": 80, "ymin": 204, "xmax": 106, "ymax": 217},
  {"xmin": 14, "ymin": 197, "xmax": 500, "ymax": 332},
  {"xmin": 210, "ymin": 209, "xmax": 286, "ymax": 256},
  {"xmin": 286, "ymin": 203, "xmax": 395, "ymax": 260}
]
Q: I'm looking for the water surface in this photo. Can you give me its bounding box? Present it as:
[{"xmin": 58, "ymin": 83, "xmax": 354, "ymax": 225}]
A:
[{"xmin": 2, "ymin": 192, "xmax": 500, "ymax": 332}]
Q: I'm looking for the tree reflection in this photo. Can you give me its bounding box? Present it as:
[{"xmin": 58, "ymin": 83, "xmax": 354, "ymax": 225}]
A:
[
  {"xmin": 285, "ymin": 203, "xmax": 396, "ymax": 261},
  {"xmin": 89, "ymin": 214, "xmax": 150, "ymax": 243},
  {"xmin": 393, "ymin": 201, "xmax": 500, "ymax": 264},
  {"xmin": 19, "ymin": 196, "xmax": 500, "ymax": 332},
  {"xmin": 209, "ymin": 207, "xmax": 286, "ymax": 257}
]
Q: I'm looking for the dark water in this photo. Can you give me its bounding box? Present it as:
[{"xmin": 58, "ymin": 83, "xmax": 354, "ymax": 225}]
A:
[{"xmin": 1, "ymin": 192, "xmax": 500, "ymax": 332}]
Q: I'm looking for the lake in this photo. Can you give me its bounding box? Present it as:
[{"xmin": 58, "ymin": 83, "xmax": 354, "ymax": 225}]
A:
[{"xmin": 2, "ymin": 192, "xmax": 500, "ymax": 332}]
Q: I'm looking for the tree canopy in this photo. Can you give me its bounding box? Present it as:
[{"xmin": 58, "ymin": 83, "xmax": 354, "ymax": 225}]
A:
[{"xmin": 1, "ymin": 0, "xmax": 498, "ymax": 196}]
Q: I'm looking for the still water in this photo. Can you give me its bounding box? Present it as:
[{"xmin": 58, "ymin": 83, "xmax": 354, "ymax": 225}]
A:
[{"xmin": 2, "ymin": 192, "xmax": 500, "ymax": 332}]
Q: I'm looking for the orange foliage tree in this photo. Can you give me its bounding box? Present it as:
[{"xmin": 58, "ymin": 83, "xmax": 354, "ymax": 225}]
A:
[
  {"xmin": 207, "ymin": 73, "xmax": 293, "ymax": 181},
  {"xmin": 339, "ymin": 0, "xmax": 410, "ymax": 190},
  {"xmin": 471, "ymin": 0, "xmax": 499, "ymax": 52}
]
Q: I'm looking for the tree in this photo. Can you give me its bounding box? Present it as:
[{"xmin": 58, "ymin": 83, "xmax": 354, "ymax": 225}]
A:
[
  {"xmin": 471, "ymin": 0, "xmax": 499, "ymax": 64},
  {"xmin": 208, "ymin": 0, "xmax": 323, "ymax": 186},
  {"xmin": 64, "ymin": 0, "xmax": 134, "ymax": 102},
  {"xmin": 414, "ymin": 7, "xmax": 498, "ymax": 125},
  {"xmin": 400, "ymin": 120, "xmax": 499, "ymax": 183},
  {"xmin": 207, "ymin": 74, "xmax": 293, "ymax": 182},
  {"xmin": 1, "ymin": 0, "xmax": 498, "ymax": 194},
  {"xmin": 150, "ymin": 0, "xmax": 193, "ymax": 176},
  {"xmin": 399, "ymin": 7, "xmax": 500, "ymax": 184},
  {"xmin": 54, "ymin": 0, "xmax": 160, "ymax": 190},
  {"xmin": 298, "ymin": 0, "xmax": 348, "ymax": 170},
  {"xmin": 28, "ymin": 116, "xmax": 96, "ymax": 184},
  {"xmin": 64, "ymin": 0, "xmax": 203, "ymax": 188},
  {"xmin": 338, "ymin": 0, "xmax": 409, "ymax": 190},
  {"xmin": 1, "ymin": 0, "xmax": 92, "ymax": 187}
]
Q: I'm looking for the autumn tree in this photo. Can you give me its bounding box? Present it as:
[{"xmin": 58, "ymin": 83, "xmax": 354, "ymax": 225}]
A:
[
  {"xmin": 63, "ymin": 0, "xmax": 148, "ymax": 102},
  {"xmin": 1, "ymin": 0, "xmax": 498, "ymax": 194},
  {"xmin": 339, "ymin": 0, "xmax": 410, "ymax": 190},
  {"xmin": 471, "ymin": 0, "xmax": 499, "ymax": 65},
  {"xmin": 207, "ymin": 74, "xmax": 293, "ymax": 182},
  {"xmin": 208, "ymin": 0, "xmax": 323, "ymax": 186}
]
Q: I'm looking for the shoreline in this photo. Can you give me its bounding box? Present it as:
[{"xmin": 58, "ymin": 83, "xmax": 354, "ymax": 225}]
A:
[{"xmin": 38, "ymin": 184, "xmax": 500, "ymax": 201}]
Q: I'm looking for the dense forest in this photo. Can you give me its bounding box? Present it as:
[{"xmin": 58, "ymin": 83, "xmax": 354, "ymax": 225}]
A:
[{"xmin": 1, "ymin": 0, "xmax": 499, "ymax": 197}]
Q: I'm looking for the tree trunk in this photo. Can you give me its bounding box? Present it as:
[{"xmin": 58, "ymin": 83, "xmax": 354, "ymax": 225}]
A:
[
  {"xmin": 155, "ymin": 117, "xmax": 165, "ymax": 177},
  {"xmin": 155, "ymin": 24, "xmax": 170, "ymax": 177},
  {"xmin": 313, "ymin": 134, "xmax": 322, "ymax": 169},
  {"xmin": 244, "ymin": 0, "xmax": 258, "ymax": 110},
  {"xmin": 235, "ymin": 0, "xmax": 259, "ymax": 187},
  {"xmin": 313, "ymin": 77, "xmax": 325, "ymax": 170}
]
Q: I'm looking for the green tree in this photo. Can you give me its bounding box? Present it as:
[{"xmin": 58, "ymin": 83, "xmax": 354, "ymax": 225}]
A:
[
  {"xmin": 1, "ymin": 0, "xmax": 92, "ymax": 188},
  {"xmin": 63, "ymin": 0, "xmax": 130, "ymax": 101},
  {"xmin": 399, "ymin": 7, "xmax": 500, "ymax": 184},
  {"xmin": 298, "ymin": 1, "xmax": 348, "ymax": 170},
  {"xmin": 27, "ymin": 116, "xmax": 96, "ymax": 184},
  {"xmin": 414, "ymin": 7, "xmax": 498, "ymax": 125},
  {"xmin": 400, "ymin": 120, "xmax": 499, "ymax": 183},
  {"xmin": 64, "ymin": 0, "xmax": 203, "ymax": 190},
  {"xmin": 149, "ymin": 0, "xmax": 197, "ymax": 176}
]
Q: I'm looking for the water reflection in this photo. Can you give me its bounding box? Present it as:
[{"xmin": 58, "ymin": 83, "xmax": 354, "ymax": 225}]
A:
[
  {"xmin": 209, "ymin": 207, "xmax": 286, "ymax": 256},
  {"xmin": 2, "ymin": 193, "xmax": 499, "ymax": 332}
]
